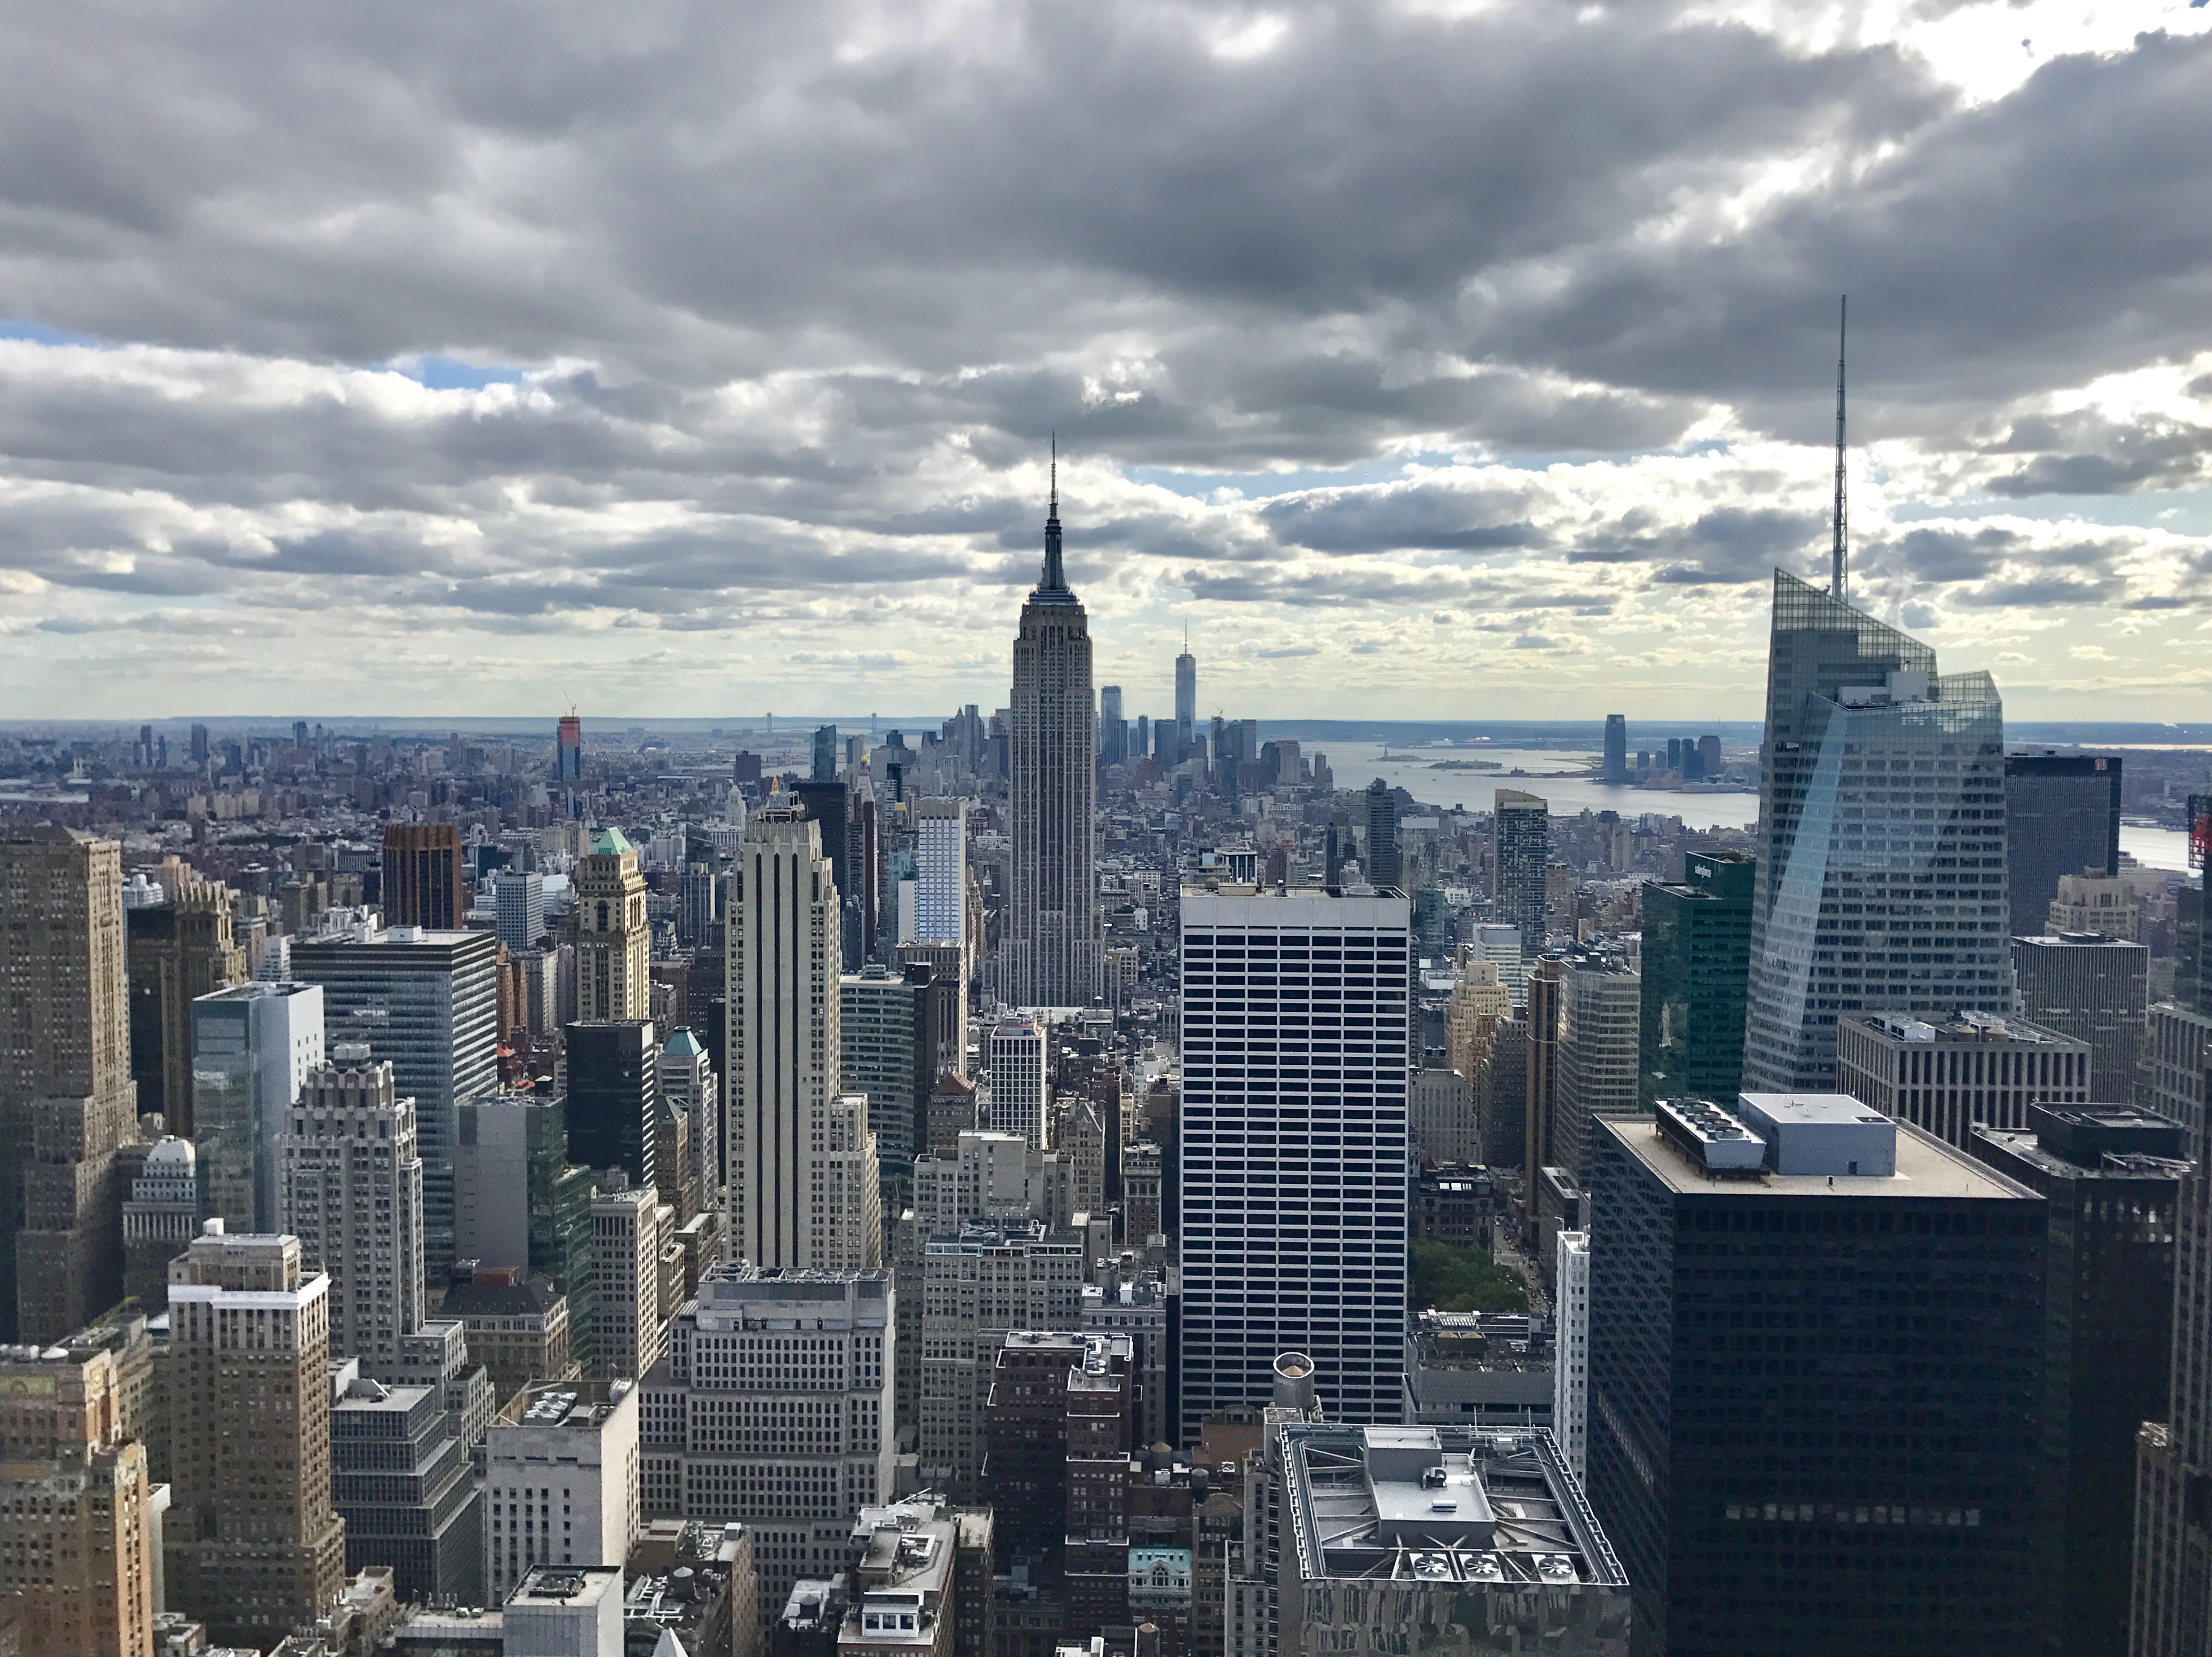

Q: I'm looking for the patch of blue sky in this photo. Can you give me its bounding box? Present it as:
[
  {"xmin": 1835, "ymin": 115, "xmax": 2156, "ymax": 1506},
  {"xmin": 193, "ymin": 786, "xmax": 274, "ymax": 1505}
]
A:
[
  {"xmin": 389, "ymin": 354, "xmax": 528, "ymax": 391},
  {"xmin": 1, "ymin": 319, "xmax": 107, "ymax": 347},
  {"xmin": 1890, "ymin": 487, "xmax": 2212, "ymax": 536}
]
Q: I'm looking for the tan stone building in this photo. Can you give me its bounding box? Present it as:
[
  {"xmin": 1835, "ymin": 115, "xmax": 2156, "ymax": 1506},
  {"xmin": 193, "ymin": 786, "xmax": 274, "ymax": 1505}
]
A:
[
  {"xmin": 575, "ymin": 828, "xmax": 650, "ymax": 1023},
  {"xmin": 164, "ymin": 1226, "xmax": 346, "ymax": 1649},
  {"xmin": 0, "ymin": 1327, "xmax": 158, "ymax": 1657},
  {"xmin": 1, "ymin": 826, "xmax": 138, "ymax": 1346}
]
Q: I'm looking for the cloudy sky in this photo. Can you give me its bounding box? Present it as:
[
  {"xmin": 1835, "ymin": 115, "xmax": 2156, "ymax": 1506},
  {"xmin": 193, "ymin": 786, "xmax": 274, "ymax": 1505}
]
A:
[{"xmin": 3, "ymin": 0, "xmax": 2210, "ymax": 725}]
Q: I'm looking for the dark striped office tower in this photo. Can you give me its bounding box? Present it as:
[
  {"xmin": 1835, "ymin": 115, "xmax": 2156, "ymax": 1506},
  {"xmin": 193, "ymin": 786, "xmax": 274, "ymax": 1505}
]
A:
[{"xmin": 1588, "ymin": 1096, "xmax": 2046, "ymax": 1656}]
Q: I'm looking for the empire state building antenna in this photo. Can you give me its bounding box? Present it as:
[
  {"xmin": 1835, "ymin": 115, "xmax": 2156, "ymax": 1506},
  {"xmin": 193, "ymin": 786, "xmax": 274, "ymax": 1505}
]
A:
[{"xmin": 1832, "ymin": 295, "xmax": 1849, "ymax": 604}]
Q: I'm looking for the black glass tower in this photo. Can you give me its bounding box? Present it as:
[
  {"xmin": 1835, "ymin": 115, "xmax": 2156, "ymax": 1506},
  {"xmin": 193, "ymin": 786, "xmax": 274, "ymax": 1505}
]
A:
[
  {"xmin": 562, "ymin": 1019, "xmax": 658, "ymax": 1190},
  {"xmin": 2003, "ymin": 753, "xmax": 2122, "ymax": 937},
  {"xmin": 1587, "ymin": 1101, "xmax": 2046, "ymax": 1655},
  {"xmin": 1638, "ymin": 852, "xmax": 1755, "ymax": 1106}
]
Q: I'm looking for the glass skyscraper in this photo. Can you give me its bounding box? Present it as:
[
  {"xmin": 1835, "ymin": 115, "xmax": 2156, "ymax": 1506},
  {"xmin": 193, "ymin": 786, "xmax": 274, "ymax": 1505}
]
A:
[
  {"xmin": 1742, "ymin": 571, "xmax": 2011, "ymax": 1092},
  {"xmin": 1638, "ymin": 851, "xmax": 1754, "ymax": 1107}
]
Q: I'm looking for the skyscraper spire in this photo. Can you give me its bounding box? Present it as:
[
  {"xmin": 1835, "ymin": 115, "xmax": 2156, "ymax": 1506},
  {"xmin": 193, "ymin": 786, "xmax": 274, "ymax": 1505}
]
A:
[
  {"xmin": 1832, "ymin": 295, "xmax": 1848, "ymax": 604},
  {"xmin": 1037, "ymin": 434, "xmax": 1069, "ymax": 597}
]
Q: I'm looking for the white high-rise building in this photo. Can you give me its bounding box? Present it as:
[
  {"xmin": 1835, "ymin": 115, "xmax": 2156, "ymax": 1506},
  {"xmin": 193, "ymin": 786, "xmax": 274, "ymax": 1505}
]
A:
[
  {"xmin": 637, "ymin": 1263, "xmax": 895, "ymax": 1619},
  {"xmin": 1006, "ymin": 470, "xmax": 1099, "ymax": 1008},
  {"xmin": 726, "ymin": 808, "xmax": 880, "ymax": 1269},
  {"xmin": 277, "ymin": 1052, "xmax": 426, "ymax": 1373},
  {"xmin": 1549, "ymin": 948, "xmax": 1642, "ymax": 1180},
  {"xmin": 191, "ymin": 979, "xmax": 326, "ymax": 1231},
  {"xmin": 914, "ymin": 799, "xmax": 968, "ymax": 947},
  {"xmin": 986, "ymin": 1020, "xmax": 1050, "ymax": 1149},
  {"xmin": 483, "ymin": 1380, "xmax": 640, "ymax": 1605},
  {"xmin": 589, "ymin": 1185, "xmax": 671, "ymax": 1381},
  {"xmin": 1552, "ymin": 1230, "xmax": 1589, "ymax": 1482},
  {"xmin": 1468, "ymin": 922, "xmax": 1526, "ymax": 1008},
  {"xmin": 1178, "ymin": 884, "xmax": 1411, "ymax": 1438},
  {"xmin": 492, "ymin": 870, "xmax": 547, "ymax": 955}
]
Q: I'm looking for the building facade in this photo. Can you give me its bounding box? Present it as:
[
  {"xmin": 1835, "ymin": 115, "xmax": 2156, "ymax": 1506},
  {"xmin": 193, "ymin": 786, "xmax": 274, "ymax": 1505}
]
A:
[
  {"xmin": 164, "ymin": 1227, "xmax": 349, "ymax": 1650},
  {"xmin": 1006, "ymin": 477, "xmax": 1099, "ymax": 1009},
  {"xmin": 0, "ymin": 827, "xmax": 138, "ymax": 1346},
  {"xmin": 125, "ymin": 875, "xmax": 248, "ymax": 1130},
  {"xmin": 1179, "ymin": 887, "xmax": 1411, "ymax": 1437},
  {"xmin": 2004, "ymin": 753, "xmax": 2122, "ymax": 938},
  {"xmin": 292, "ymin": 923, "xmax": 500, "ymax": 1285},
  {"xmin": 1587, "ymin": 1099, "xmax": 2044, "ymax": 1654},
  {"xmin": 1549, "ymin": 946, "xmax": 1640, "ymax": 1182},
  {"xmin": 1637, "ymin": 851, "xmax": 1753, "ymax": 1108},
  {"xmin": 277, "ymin": 1055, "xmax": 428, "ymax": 1373},
  {"xmin": 1492, "ymin": 791, "xmax": 1550, "ymax": 958},
  {"xmin": 1836, "ymin": 1010, "xmax": 2091, "ymax": 1151},
  {"xmin": 381, "ymin": 825, "xmax": 466, "ymax": 932},
  {"xmin": 2012, "ymin": 932, "xmax": 2149, "ymax": 1104},
  {"xmin": 483, "ymin": 1379, "xmax": 640, "ymax": 1605},
  {"xmin": 1743, "ymin": 571, "xmax": 2013, "ymax": 1092},
  {"xmin": 191, "ymin": 979, "xmax": 326, "ymax": 1231},
  {"xmin": 576, "ymin": 828, "xmax": 651, "ymax": 1024},
  {"xmin": 566, "ymin": 1019, "xmax": 660, "ymax": 1190},
  {"xmin": 987, "ymin": 1020, "xmax": 1050, "ymax": 1150}
]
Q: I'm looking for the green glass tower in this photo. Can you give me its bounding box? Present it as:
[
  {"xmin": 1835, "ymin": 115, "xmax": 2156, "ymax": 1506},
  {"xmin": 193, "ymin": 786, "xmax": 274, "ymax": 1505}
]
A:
[{"xmin": 1639, "ymin": 851, "xmax": 1755, "ymax": 1105}]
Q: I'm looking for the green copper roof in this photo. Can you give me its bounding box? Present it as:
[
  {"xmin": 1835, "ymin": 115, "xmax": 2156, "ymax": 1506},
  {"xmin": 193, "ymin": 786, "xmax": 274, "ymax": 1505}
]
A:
[
  {"xmin": 664, "ymin": 1028, "xmax": 704, "ymax": 1057},
  {"xmin": 591, "ymin": 826, "xmax": 634, "ymax": 856}
]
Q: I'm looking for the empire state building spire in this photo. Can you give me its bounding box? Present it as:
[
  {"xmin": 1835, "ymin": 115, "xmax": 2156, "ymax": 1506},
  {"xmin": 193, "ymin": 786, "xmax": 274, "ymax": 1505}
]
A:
[
  {"xmin": 1036, "ymin": 432, "xmax": 1072, "ymax": 601},
  {"xmin": 1007, "ymin": 440, "xmax": 1099, "ymax": 1007}
]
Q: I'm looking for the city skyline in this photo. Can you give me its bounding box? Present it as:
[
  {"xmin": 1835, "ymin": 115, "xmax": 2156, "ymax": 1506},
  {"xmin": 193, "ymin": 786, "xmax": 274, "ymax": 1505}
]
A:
[{"xmin": 1, "ymin": 5, "xmax": 2209, "ymax": 721}]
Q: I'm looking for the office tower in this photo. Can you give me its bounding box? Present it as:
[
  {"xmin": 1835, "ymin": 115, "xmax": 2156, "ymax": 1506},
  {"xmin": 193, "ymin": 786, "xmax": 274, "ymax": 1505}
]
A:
[
  {"xmin": 1468, "ymin": 919, "xmax": 1526, "ymax": 1006},
  {"xmin": 122, "ymin": 1133, "xmax": 200, "ymax": 1304},
  {"xmin": 495, "ymin": 869, "xmax": 548, "ymax": 954},
  {"xmin": 987, "ymin": 1019, "xmax": 1050, "ymax": 1148},
  {"xmin": 1835, "ymin": 1010, "xmax": 2091, "ymax": 1150},
  {"xmin": 332, "ymin": 1376, "xmax": 482, "ymax": 1604},
  {"xmin": 165, "ymin": 1227, "xmax": 347, "ymax": 1649},
  {"xmin": 566, "ymin": 1019, "xmax": 660, "ymax": 1189},
  {"xmin": 914, "ymin": 798, "xmax": 968, "ymax": 949},
  {"xmin": 1493, "ymin": 790, "xmax": 1549, "ymax": 956},
  {"xmin": 187, "ymin": 721, "xmax": 210, "ymax": 765},
  {"xmin": 455, "ymin": 1089, "xmax": 593, "ymax": 1301},
  {"xmin": 1587, "ymin": 1098, "xmax": 2043, "ymax": 1654},
  {"xmin": 0, "ymin": 827, "xmax": 136, "ymax": 1346},
  {"xmin": 1546, "ymin": 945, "xmax": 1641, "ymax": 1182},
  {"xmin": 293, "ymin": 922, "xmax": 499, "ymax": 1284},
  {"xmin": 1444, "ymin": 956, "xmax": 1510, "ymax": 1073},
  {"xmin": 1356, "ymin": 779, "xmax": 1401, "ymax": 891},
  {"xmin": 843, "ymin": 963, "xmax": 932, "ymax": 1202},
  {"xmin": 1522, "ymin": 953, "xmax": 1565, "ymax": 1180},
  {"xmin": 2047, "ymin": 871, "xmax": 2142, "ymax": 938},
  {"xmin": 812, "ymin": 724, "xmax": 839, "ymax": 783},
  {"xmin": 382, "ymin": 825, "xmax": 466, "ymax": 932},
  {"xmin": 658, "ymin": 1028, "xmax": 720, "ymax": 1219},
  {"xmin": 1244, "ymin": 1418, "xmax": 1629, "ymax": 1656},
  {"xmin": 1553, "ymin": 1231, "xmax": 1589, "ymax": 1483},
  {"xmin": 2006, "ymin": 753, "xmax": 2123, "ymax": 937},
  {"xmin": 1638, "ymin": 850, "xmax": 1755, "ymax": 1107},
  {"xmin": 2145, "ymin": 1003, "xmax": 2212, "ymax": 1142},
  {"xmin": 915, "ymin": 1221, "xmax": 1084, "ymax": 1493},
  {"xmin": 897, "ymin": 942, "xmax": 966, "ymax": 1083},
  {"xmin": 589, "ymin": 1184, "xmax": 671, "ymax": 1381},
  {"xmin": 277, "ymin": 1056, "xmax": 426, "ymax": 1372},
  {"xmin": 576, "ymin": 828, "xmax": 650, "ymax": 1023},
  {"xmin": 484, "ymin": 1379, "xmax": 640, "ymax": 1603},
  {"xmin": 0, "ymin": 1335, "xmax": 158, "ymax": 1657},
  {"xmin": 1178, "ymin": 884, "xmax": 1409, "ymax": 1438},
  {"xmin": 1971, "ymin": 1107, "xmax": 2183, "ymax": 1657},
  {"xmin": 1175, "ymin": 640, "xmax": 1197, "ymax": 747},
  {"xmin": 1743, "ymin": 570, "xmax": 2011, "ymax": 1092},
  {"xmin": 728, "ymin": 808, "xmax": 882, "ymax": 1269},
  {"xmin": 1007, "ymin": 472, "xmax": 1099, "ymax": 1010},
  {"xmin": 1099, "ymin": 684, "xmax": 1125, "ymax": 765},
  {"xmin": 637, "ymin": 1264, "xmax": 894, "ymax": 1615},
  {"xmin": 1470, "ymin": 1012, "xmax": 1527, "ymax": 1170},
  {"xmin": 191, "ymin": 980, "xmax": 327, "ymax": 1229},
  {"xmin": 1601, "ymin": 713, "xmax": 1628, "ymax": 785},
  {"xmin": 125, "ymin": 874, "xmax": 248, "ymax": 1127},
  {"xmin": 558, "ymin": 713, "xmax": 584, "ymax": 783},
  {"xmin": 2013, "ymin": 932, "xmax": 2149, "ymax": 1102}
]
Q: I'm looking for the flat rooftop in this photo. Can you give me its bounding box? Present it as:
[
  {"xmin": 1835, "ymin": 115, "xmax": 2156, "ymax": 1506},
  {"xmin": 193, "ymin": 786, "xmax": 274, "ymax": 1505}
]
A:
[
  {"xmin": 1844, "ymin": 1010, "xmax": 2081, "ymax": 1047},
  {"xmin": 1607, "ymin": 1116, "xmax": 2034, "ymax": 1202},
  {"xmin": 1280, "ymin": 1424, "xmax": 1625, "ymax": 1589}
]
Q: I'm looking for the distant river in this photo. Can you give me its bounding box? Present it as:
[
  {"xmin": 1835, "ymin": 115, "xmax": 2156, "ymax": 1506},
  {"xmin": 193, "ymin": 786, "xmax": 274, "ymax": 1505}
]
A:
[{"xmin": 1314, "ymin": 740, "xmax": 2196, "ymax": 872}]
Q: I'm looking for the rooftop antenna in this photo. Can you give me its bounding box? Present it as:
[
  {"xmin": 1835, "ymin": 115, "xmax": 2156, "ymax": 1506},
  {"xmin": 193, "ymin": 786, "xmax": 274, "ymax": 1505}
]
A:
[{"xmin": 1832, "ymin": 295, "xmax": 1848, "ymax": 604}]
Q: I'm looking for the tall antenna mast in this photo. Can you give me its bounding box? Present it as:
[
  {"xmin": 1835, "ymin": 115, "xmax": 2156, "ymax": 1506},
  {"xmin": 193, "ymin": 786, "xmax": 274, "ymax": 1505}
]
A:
[{"xmin": 1832, "ymin": 295, "xmax": 1848, "ymax": 603}]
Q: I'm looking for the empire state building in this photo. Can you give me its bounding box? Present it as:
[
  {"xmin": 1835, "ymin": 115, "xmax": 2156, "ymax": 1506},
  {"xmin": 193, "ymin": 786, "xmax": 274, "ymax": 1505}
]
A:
[{"xmin": 1006, "ymin": 461, "xmax": 1099, "ymax": 1008}]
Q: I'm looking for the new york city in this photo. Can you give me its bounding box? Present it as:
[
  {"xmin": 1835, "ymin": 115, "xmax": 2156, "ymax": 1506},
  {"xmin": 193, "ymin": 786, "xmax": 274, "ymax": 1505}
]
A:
[{"xmin": 2, "ymin": 4, "xmax": 2210, "ymax": 1656}]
